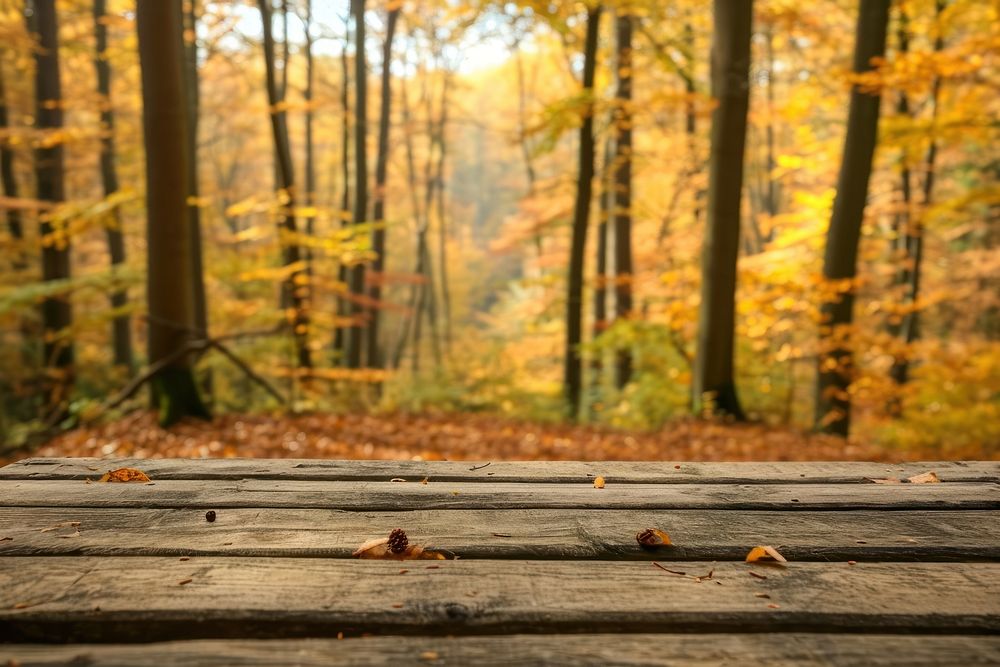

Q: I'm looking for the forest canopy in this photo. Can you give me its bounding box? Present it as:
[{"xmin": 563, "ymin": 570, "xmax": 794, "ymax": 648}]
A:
[{"xmin": 0, "ymin": 0, "xmax": 997, "ymax": 457}]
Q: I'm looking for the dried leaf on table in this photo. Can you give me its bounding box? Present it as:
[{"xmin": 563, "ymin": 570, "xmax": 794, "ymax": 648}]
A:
[
  {"xmin": 593, "ymin": 476, "xmax": 606, "ymax": 489},
  {"xmin": 353, "ymin": 537, "xmax": 448, "ymax": 561},
  {"xmin": 745, "ymin": 545, "xmax": 787, "ymax": 565},
  {"xmin": 907, "ymin": 471, "xmax": 941, "ymax": 484},
  {"xmin": 99, "ymin": 467, "xmax": 150, "ymax": 483},
  {"xmin": 636, "ymin": 528, "xmax": 672, "ymax": 548}
]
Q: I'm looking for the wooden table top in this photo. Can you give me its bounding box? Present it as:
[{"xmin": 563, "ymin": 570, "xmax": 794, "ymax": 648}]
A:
[{"xmin": 1, "ymin": 458, "xmax": 998, "ymax": 666}]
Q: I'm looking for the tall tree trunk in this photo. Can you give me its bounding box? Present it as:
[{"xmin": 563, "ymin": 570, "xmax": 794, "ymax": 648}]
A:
[
  {"xmin": 886, "ymin": 4, "xmax": 913, "ymax": 416},
  {"xmin": 391, "ymin": 73, "xmax": 423, "ymax": 370},
  {"xmin": 890, "ymin": 0, "xmax": 945, "ymax": 395},
  {"xmin": 366, "ymin": 6, "xmax": 399, "ymax": 372},
  {"xmin": 434, "ymin": 74, "xmax": 452, "ymax": 352},
  {"xmin": 182, "ymin": 0, "xmax": 207, "ymax": 341},
  {"xmin": 93, "ymin": 0, "xmax": 133, "ymax": 372},
  {"xmin": 259, "ymin": 0, "xmax": 311, "ymax": 370},
  {"xmin": 592, "ymin": 138, "xmax": 612, "ymax": 381},
  {"xmin": 0, "ymin": 64, "xmax": 25, "ymax": 270},
  {"xmin": 304, "ymin": 0, "xmax": 316, "ymax": 232},
  {"xmin": 612, "ymin": 10, "xmax": 634, "ymax": 388},
  {"xmin": 333, "ymin": 12, "xmax": 352, "ymax": 361},
  {"xmin": 763, "ymin": 24, "xmax": 779, "ymax": 235},
  {"xmin": 29, "ymin": 0, "xmax": 73, "ymax": 412},
  {"xmin": 346, "ymin": 0, "xmax": 368, "ymax": 369},
  {"xmin": 563, "ymin": 3, "xmax": 601, "ymax": 418},
  {"xmin": 693, "ymin": 0, "xmax": 752, "ymax": 420},
  {"xmin": 814, "ymin": 0, "xmax": 890, "ymax": 436},
  {"xmin": 137, "ymin": 0, "xmax": 210, "ymax": 426}
]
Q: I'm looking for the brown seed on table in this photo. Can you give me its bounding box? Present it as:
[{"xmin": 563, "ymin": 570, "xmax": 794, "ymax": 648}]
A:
[
  {"xmin": 754, "ymin": 593, "xmax": 771, "ymax": 599},
  {"xmin": 767, "ymin": 603, "xmax": 780, "ymax": 609},
  {"xmin": 749, "ymin": 571, "xmax": 768, "ymax": 580},
  {"xmin": 179, "ymin": 557, "xmax": 190, "ymax": 561},
  {"xmin": 178, "ymin": 578, "xmax": 193, "ymax": 586},
  {"xmin": 205, "ymin": 511, "xmax": 216, "ymax": 523}
]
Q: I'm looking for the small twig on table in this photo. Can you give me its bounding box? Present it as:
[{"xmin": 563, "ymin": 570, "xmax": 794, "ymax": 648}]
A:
[
  {"xmin": 652, "ymin": 562, "xmax": 687, "ymax": 576},
  {"xmin": 469, "ymin": 462, "xmax": 492, "ymax": 471}
]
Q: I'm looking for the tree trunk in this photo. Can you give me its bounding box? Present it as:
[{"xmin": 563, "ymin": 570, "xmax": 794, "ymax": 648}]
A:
[
  {"xmin": 434, "ymin": 74, "xmax": 452, "ymax": 352},
  {"xmin": 93, "ymin": 0, "xmax": 133, "ymax": 373},
  {"xmin": 29, "ymin": 0, "xmax": 74, "ymax": 412},
  {"xmin": 137, "ymin": 0, "xmax": 210, "ymax": 426},
  {"xmin": 890, "ymin": 0, "xmax": 945, "ymax": 396},
  {"xmin": 563, "ymin": 4, "xmax": 601, "ymax": 419},
  {"xmin": 814, "ymin": 0, "xmax": 890, "ymax": 436},
  {"xmin": 259, "ymin": 0, "xmax": 311, "ymax": 370},
  {"xmin": 693, "ymin": 0, "xmax": 753, "ymax": 420},
  {"xmin": 366, "ymin": 6, "xmax": 399, "ymax": 372},
  {"xmin": 333, "ymin": 12, "xmax": 352, "ymax": 361},
  {"xmin": 304, "ymin": 0, "xmax": 316, "ymax": 239},
  {"xmin": 592, "ymin": 138, "xmax": 612, "ymax": 384},
  {"xmin": 182, "ymin": 0, "xmax": 207, "ymax": 342},
  {"xmin": 0, "ymin": 64, "xmax": 25, "ymax": 270},
  {"xmin": 886, "ymin": 4, "xmax": 913, "ymax": 416},
  {"xmin": 613, "ymin": 10, "xmax": 634, "ymax": 389},
  {"xmin": 346, "ymin": 0, "xmax": 368, "ymax": 369}
]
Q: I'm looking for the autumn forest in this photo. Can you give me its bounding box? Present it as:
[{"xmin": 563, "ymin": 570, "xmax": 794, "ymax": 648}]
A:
[{"xmin": 0, "ymin": 0, "xmax": 997, "ymax": 460}]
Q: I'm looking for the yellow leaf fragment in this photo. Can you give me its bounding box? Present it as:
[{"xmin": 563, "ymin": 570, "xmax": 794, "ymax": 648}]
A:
[
  {"xmin": 907, "ymin": 471, "xmax": 941, "ymax": 484},
  {"xmin": 636, "ymin": 528, "xmax": 672, "ymax": 548},
  {"xmin": 99, "ymin": 467, "xmax": 150, "ymax": 483},
  {"xmin": 746, "ymin": 545, "xmax": 787, "ymax": 565},
  {"xmin": 594, "ymin": 476, "xmax": 606, "ymax": 489}
]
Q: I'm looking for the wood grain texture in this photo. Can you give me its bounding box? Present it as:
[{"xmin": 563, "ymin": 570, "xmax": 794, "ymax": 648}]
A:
[
  {"xmin": 2, "ymin": 507, "xmax": 998, "ymax": 561},
  {"xmin": 4, "ymin": 458, "xmax": 996, "ymax": 484},
  {"xmin": 1, "ymin": 558, "xmax": 997, "ymax": 641},
  {"xmin": 6, "ymin": 634, "xmax": 1000, "ymax": 666},
  {"xmin": 2, "ymin": 479, "xmax": 997, "ymax": 511}
]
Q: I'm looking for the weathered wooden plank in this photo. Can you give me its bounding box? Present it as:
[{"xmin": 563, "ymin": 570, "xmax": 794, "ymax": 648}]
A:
[
  {"xmin": 2, "ymin": 507, "xmax": 997, "ymax": 562},
  {"xmin": 1, "ymin": 558, "xmax": 997, "ymax": 641},
  {"xmin": 1, "ymin": 479, "xmax": 996, "ymax": 511},
  {"xmin": 7, "ymin": 634, "xmax": 1000, "ymax": 667},
  {"xmin": 3, "ymin": 458, "xmax": 995, "ymax": 484}
]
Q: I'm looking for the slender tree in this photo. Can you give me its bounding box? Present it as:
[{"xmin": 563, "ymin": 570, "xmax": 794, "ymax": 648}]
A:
[
  {"xmin": 303, "ymin": 0, "xmax": 316, "ymax": 214},
  {"xmin": 366, "ymin": 5, "xmax": 400, "ymax": 371},
  {"xmin": 434, "ymin": 72, "xmax": 453, "ymax": 351},
  {"xmin": 0, "ymin": 64, "xmax": 24, "ymax": 271},
  {"xmin": 259, "ymin": 0, "xmax": 311, "ymax": 369},
  {"xmin": 93, "ymin": 0, "xmax": 133, "ymax": 373},
  {"xmin": 693, "ymin": 0, "xmax": 753, "ymax": 420},
  {"xmin": 563, "ymin": 3, "xmax": 602, "ymax": 418},
  {"xmin": 815, "ymin": 0, "xmax": 891, "ymax": 436},
  {"xmin": 346, "ymin": 0, "xmax": 368, "ymax": 369},
  {"xmin": 29, "ymin": 0, "xmax": 73, "ymax": 412},
  {"xmin": 137, "ymin": 0, "xmax": 210, "ymax": 426},
  {"xmin": 333, "ymin": 10, "xmax": 352, "ymax": 360},
  {"xmin": 889, "ymin": 0, "xmax": 945, "ymax": 396},
  {"xmin": 591, "ymin": 136, "xmax": 612, "ymax": 407},
  {"xmin": 183, "ymin": 0, "xmax": 208, "ymax": 341},
  {"xmin": 612, "ymin": 9, "xmax": 634, "ymax": 388}
]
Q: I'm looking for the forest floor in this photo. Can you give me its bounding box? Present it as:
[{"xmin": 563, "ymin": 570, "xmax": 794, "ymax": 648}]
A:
[{"xmin": 3, "ymin": 410, "xmax": 985, "ymax": 464}]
